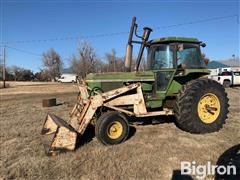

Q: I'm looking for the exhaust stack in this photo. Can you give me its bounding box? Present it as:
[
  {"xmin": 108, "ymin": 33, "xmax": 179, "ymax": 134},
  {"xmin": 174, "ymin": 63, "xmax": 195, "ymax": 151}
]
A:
[
  {"xmin": 124, "ymin": 17, "xmax": 136, "ymax": 72},
  {"xmin": 135, "ymin": 27, "xmax": 152, "ymax": 71},
  {"xmin": 125, "ymin": 17, "xmax": 153, "ymax": 71}
]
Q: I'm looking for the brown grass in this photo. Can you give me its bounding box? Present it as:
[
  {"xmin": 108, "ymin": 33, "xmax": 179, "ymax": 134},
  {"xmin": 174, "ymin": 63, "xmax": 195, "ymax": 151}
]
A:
[{"xmin": 0, "ymin": 83, "xmax": 239, "ymax": 179}]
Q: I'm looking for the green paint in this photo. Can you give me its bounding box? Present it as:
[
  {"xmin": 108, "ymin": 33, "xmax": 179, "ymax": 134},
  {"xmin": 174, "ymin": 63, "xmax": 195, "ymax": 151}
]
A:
[
  {"xmin": 86, "ymin": 71, "xmax": 155, "ymax": 92},
  {"xmin": 85, "ymin": 37, "xmax": 211, "ymax": 109},
  {"xmin": 149, "ymin": 36, "xmax": 201, "ymax": 44},
  {"xmin": 85, "ymin": 68, "xmax": 210, "ymax": 109},
  {"xmin": 184, "ymin": 68, "xmax": 210, "ymax": 75},
  {"xmin": 86, "ymin": 71, "xmax": 154, "ymax": 81},
  {"xmin": 141, "ymin": 83, "xmax": 152, "ymax": 91},
  {"xmin": 146, "ymin": 99, "xmax": 162, "ymax": 108},
  {"xmin": 87, "ymin": 82, "xmax": 101, "ymax": 90},
  {"xmin": 166, "ymin": 80, "xmax": 182, "ymax": 96}
]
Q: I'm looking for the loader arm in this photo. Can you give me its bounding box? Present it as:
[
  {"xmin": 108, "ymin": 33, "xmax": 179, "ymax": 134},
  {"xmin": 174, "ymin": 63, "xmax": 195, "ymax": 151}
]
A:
[
  {"xmin": 69, "ymin": 83, "xmax": 141, "ymax": 134},
  {"xmin": 41, "ymin": 82, "xmax": 147, "ymax": 155},
  {"xmin": 41, "ymin": 81, "xmax": 173, "ymax": 155}
]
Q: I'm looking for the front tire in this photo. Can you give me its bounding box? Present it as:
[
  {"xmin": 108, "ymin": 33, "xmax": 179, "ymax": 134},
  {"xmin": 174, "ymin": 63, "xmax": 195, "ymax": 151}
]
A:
[
  {"xmin": 174, "ymin": 78, "xmax": 229, "ymax": 134},
  {"xmin": 95, "ymin": 112, "xmax": 129, "ymax": 145}
]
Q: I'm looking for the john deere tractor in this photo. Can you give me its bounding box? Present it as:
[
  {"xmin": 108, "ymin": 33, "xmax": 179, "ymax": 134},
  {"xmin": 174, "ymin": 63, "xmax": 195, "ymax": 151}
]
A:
[{"xmin": 41, "ymin": 17, "xmax": 229, "ymax": 155}]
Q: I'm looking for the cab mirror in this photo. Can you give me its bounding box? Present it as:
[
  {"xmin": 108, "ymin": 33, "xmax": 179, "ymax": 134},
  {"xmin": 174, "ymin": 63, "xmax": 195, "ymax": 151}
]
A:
[{"xmin": 201, "ymin": 43, "xmax": 206, "ymax": 48}]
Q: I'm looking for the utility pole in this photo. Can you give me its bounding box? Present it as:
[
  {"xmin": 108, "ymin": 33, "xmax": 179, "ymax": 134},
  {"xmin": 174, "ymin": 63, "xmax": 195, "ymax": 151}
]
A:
[
  {"xmin": 113, "ymin": 56, "xmax": 116, "ymax": 72},
  {"xmin": 2, "ymin": 45, "xmax": 6, "ymax": 88}
]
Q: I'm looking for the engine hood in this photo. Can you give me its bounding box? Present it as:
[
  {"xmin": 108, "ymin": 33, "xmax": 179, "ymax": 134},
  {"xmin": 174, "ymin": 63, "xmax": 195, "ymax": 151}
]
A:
[{"xmin": 86, "ymin": 71, "xmax": 155, "ymax": 91}]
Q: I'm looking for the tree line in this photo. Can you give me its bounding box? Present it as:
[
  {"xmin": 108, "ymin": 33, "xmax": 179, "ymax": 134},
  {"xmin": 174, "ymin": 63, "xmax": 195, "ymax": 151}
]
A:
[
  {"xmin": 1, "ymin": 40, "xmax": 211, "ymax": 81},
  {"xmin": 0, "ymin": 40, "xmax": 140, "ymax": 81}
]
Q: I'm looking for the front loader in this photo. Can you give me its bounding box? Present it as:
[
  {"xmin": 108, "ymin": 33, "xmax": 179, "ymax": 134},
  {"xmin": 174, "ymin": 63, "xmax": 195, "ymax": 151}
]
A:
[{"xmin": 41, "ymin": 17, "xmax": 229, "ymax": 155}]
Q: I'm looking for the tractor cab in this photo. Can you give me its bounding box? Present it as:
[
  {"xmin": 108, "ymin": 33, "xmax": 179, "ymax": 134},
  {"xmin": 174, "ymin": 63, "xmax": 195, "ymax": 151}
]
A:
[
  {"xmin": 147, "ymin": 37, "xmax": 207, "ymax": 70},
  {"xmin": 145, "ymin": 37, "xmax": 208, "ymax": 92}
]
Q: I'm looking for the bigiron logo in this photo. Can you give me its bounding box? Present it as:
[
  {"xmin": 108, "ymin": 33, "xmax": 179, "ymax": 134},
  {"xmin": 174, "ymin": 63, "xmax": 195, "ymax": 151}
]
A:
[{"xmin": 181, "ymin": 161, "xmax": 237, "ymax": 179}]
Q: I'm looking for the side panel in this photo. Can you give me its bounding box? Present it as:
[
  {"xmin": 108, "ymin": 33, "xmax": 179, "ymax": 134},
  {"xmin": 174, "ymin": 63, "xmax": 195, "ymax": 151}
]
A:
[
  {"xmin": 166, "ymin": 80, "xmax": 182, "ymax": 96},
  {"xmin": 146, "ymin": 69, "xmax": 176, "ymax": 108},
  {"xmin": 86, "ymin": 71, "xmax": 155, "ymax": 92},
  {"xmin": 147, "ymin": 69, "xmax": 210, "ymax": 108}
]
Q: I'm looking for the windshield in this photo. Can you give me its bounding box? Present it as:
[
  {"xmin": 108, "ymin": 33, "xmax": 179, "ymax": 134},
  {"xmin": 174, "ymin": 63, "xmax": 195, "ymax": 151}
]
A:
[
  {"xmin": 147, "ymin": 44, "xmax": 174, "ymax": 70},
  {"xmin": 147, "ymin": 43, "xmax": 206, "ymax": 70},
  {"xmin": 177, "ymin": 43, "xmax": 206, "ymax": 68}
]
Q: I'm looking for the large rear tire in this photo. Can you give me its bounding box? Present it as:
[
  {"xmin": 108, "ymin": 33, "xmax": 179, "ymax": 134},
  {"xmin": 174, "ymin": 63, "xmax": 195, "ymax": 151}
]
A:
[
  {"xmin": 95, "ymin": 112, "xmax": 129, "ymax": 145},
  {"xmin": 174, "ymin": 78, "xmax": 229, "ymax": 134}
]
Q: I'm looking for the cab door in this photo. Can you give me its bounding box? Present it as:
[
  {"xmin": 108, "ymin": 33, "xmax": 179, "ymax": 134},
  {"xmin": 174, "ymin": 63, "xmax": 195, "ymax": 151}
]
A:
[{"xmin": 148, "ymin": 44, "xmax": 176, "ymax": 99}]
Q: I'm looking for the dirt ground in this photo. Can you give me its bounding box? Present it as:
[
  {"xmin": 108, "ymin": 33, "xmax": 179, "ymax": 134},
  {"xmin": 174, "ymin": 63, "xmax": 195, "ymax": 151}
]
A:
[{"xmin": 0, "ymin": 82, "xmax": 239, "ymax": 179}]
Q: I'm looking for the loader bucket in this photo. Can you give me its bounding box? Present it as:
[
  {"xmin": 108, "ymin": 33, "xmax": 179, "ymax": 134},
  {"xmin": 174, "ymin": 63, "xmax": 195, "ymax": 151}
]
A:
[{"xmin": 41, "ymin": 114, "xmax": 78, "ymax": 156}]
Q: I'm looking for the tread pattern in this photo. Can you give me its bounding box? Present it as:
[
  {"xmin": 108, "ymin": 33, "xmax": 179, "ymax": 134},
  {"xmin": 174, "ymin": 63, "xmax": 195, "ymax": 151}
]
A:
[
  {"xmin": 95, "ymin": 111, "xmax": 129, "ymax": 145},
  {"xmin": 174, "ymin": 78, "xmax": 229, "ymax": 134}
]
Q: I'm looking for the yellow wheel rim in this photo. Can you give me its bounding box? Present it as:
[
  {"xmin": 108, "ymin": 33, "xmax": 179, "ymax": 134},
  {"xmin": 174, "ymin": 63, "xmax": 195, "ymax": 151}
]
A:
[
  {"xmin": 197, "ymin": 93, "xmax": 221, "ymax": 124},
  {"xmin": 107, "ymin": 121, "xmax": 123, "ymax": 139}
]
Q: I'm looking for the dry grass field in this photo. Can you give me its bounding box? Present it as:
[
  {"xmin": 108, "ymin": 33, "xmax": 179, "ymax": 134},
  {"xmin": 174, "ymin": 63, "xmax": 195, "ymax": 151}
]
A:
[{"xmin": 0, "ymin": 82, "xmax": 239, "ymax": 179}]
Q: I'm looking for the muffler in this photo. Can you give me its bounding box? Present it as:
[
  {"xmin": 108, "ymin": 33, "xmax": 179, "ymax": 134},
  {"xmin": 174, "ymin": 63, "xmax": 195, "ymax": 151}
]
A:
[
  {"xmin": 135, "ymin": 27, "xmax": 152, "ymax": 71},
  {"xmin": 124, "ymin": 16, "xmax": 136, "ymax": 72},
  {"xmin": 124, "ymin": 16, "xmax": 153, "ymax": 72},
  {"xmin": 41, "ymin": 114, "xmax": 78, "ymax": 156}
]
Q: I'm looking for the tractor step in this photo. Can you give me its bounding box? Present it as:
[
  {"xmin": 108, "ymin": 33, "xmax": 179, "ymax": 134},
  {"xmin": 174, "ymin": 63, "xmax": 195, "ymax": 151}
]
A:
[{"xmin": 41, "ymin": 114, "xmax": 78, "ymax": 156}]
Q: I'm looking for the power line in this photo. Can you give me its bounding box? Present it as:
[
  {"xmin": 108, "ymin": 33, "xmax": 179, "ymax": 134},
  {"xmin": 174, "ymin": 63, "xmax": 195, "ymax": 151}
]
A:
[
  {"xmin": 1, "ymin": 14, "xmax": 238, "ymax": 58},
  {"xmin": 154, "ymin": 14, "xmax": 238, "ymax": 30},
  {"xmin": 4, "ymin": 45, "xmax": 106, "ymax": 59},
  {"xmin": 3, "ymin": 31, "xmax": 129, "ymax": 45},
  {"xmin": 5, "ymin": 45, "xmax": 42, "ymax": 57},
  {"xmin": 4, "ymin": 45, "xmax": 107, "ymax": 59},
  {"xmin": 2, "ymin": 14, "xmax": 238, "ymax": 45}
]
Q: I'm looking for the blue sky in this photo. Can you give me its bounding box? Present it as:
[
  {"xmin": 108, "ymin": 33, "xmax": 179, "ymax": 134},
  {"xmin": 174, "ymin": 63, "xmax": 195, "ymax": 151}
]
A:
[{"xmin": 0, "ymin": 0, "xmax": 239, "ymax": 72}]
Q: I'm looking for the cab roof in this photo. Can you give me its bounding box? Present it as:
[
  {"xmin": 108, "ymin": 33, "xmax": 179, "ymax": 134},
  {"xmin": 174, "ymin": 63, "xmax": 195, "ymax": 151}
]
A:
[{"xmin": 149, "ymin": 37, "xmax": 201, "ymax": 44}]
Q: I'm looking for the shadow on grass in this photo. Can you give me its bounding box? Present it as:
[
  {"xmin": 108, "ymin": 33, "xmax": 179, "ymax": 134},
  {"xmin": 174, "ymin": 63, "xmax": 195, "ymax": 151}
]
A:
[
  {"xmin": 171, "ymin": 170, "xmax": 193, "ymax": 180},
  {"xmin": 126, "ymin": 126, "xmax": 136, "ymax": 141},
  {"xmin": 56, "ymin": 103, "xmax": 64, "ymax": 106},
  {"xmin": 76, "ymin": 124, "xmax": 95, "ymax": 149},
  {"xmin": 128, "ymin": 115, "xmax": 176, "ymax": 126},
  {"xmin": 215, "ymin": 144, "xmax": 240, "ymax": 180},
  {"xmin": 75, "ymin": 124, "xmax": 136, "ymax": 149}
]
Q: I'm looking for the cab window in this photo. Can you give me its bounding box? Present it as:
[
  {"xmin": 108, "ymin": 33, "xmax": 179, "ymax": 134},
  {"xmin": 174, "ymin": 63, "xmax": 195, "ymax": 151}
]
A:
[
  {"xmin": 147, "ymin": 44, "xmax": 174, "ymax": 70},
  {"xmin": 177, "ymin": 43, "xmax": 206, "ymax": 69}
]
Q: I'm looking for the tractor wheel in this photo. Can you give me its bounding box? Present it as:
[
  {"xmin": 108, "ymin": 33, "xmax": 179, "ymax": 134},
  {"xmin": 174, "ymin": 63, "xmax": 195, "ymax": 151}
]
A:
[
  {"xmin": 174, "ymin": 78, "xmax": 229, "ymax": 134},
  {"xmin": 95, "ymin": 111, "xmax": 129, "ymax": 145}
]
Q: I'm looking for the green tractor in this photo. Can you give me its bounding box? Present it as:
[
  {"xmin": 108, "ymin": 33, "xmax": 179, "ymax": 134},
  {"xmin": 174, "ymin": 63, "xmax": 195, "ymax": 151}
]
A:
[{"xmin": 41, "ymin": 17, "xmax": 229, "ymax": 155}]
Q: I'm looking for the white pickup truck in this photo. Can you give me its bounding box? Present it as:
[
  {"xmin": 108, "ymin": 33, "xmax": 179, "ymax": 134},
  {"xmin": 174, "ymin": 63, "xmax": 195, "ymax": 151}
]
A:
[{"xmin": 209, "ymin": 71, "xmax": 240, "ymax": 87}]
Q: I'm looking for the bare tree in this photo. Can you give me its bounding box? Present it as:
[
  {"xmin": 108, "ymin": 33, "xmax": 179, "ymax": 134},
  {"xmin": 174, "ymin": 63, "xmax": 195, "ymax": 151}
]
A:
[
  {"xmin": 0, "ymin": 65, "xmax": 14, "ymax": 81},
  {"xmin": 34, "ymin": 69, "xmax": 50, "ymax": 81},
  {"xmin": 11, "ymin": 65, "xmax": 20, "ymax": 81},
  {"xmin": 136, "ymin": 55, "xmax": 147, "ymax": 71},
  {"xmin": 201, "ymin": 53, "xmax": 210, "ymax": 65},
  {"xmin": 71, "ymin": 55, "xmax": 82, "ymax": 77},
  {"xmin": 105, "ymin": 49, "xmax": 128, "ymax": 72},
  {"xmin": 115, "ymin": 57, "xmax": 125, "ymax": 72},
  {"xmin": 42, "ymin": 48, "xmax": 63, "ymax": 81},
  {"xmin": 6, "ymin": 65, "xmax": 34, "ymax": 81},
  {"xmin": 105, "ymin": 49, "xmax": 116, "ymax": 72},
  {"xmin": 70, "ymin": 40, "xmax": 100, "ymax": 78},
  {"xmin": 93, "ymin": 58, "xmax": 104, "ymax": 73}
]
